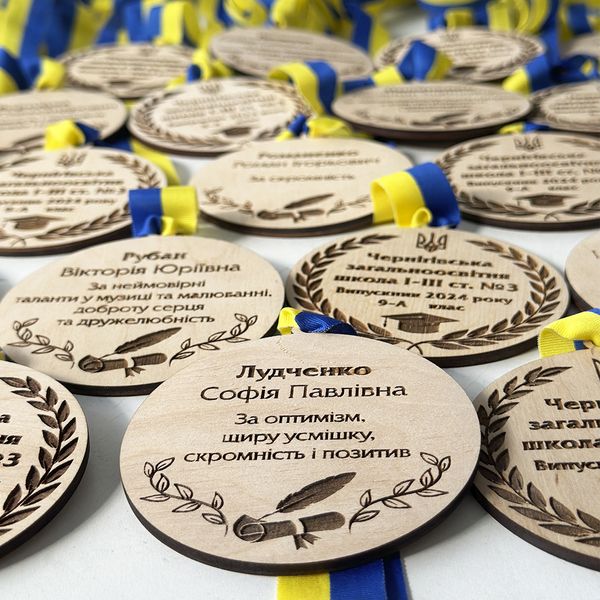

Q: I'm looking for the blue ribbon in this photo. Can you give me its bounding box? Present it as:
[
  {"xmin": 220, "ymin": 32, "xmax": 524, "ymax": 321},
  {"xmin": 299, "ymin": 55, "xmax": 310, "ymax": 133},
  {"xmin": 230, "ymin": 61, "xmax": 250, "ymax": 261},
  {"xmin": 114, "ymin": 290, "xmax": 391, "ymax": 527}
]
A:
[
  {"xmin": 294, "ymin": 311, "xmax": 357, "ymax": 336},
  {"xmin": 129, "ymin": 188, "xmax": 163, "ymax": 237},
  {"xmin": 411, "ymin": 163, "xmax": 461, "ymax": 228}
]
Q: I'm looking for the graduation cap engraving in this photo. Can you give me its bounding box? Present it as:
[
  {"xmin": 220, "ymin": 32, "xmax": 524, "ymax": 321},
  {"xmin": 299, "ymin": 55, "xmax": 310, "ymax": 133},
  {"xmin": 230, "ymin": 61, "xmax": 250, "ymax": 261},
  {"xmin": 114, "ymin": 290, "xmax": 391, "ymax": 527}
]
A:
[
  {"xmin": 416, "ymin": 232, "xmax": 448, "ymax": 253},
  {"xmin": 382, "ymin": 312, "xmax": 458, "ymax": 334},
  {"xmin": 517, "ymin": 193, "xmax": 572, "ymax": 208}
]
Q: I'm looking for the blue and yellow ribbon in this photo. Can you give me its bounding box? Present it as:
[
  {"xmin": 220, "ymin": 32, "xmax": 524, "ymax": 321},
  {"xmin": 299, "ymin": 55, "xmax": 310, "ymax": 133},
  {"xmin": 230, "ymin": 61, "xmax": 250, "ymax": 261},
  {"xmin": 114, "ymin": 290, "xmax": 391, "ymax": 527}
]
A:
[
  {"xmin": 128, "ymin": 187, "xmax": 198, "ymax": 237},
  {"xmin": 0, "ymin": 48, "xmax": 64, "ymax": 95},
  {"xmin": 278, "ymin": 308, "xmax": 357, "ymax": 335},
  {"xmin": 539, "ymin": 308, "xmax": 600, "ymax": 357},
  {"xmin": 269, "ymin": 41, "xmax": 451, "ymax": 116},
  {"xmin": 371, "ymin": 162, "xmax": 460, "ymax": 228}
]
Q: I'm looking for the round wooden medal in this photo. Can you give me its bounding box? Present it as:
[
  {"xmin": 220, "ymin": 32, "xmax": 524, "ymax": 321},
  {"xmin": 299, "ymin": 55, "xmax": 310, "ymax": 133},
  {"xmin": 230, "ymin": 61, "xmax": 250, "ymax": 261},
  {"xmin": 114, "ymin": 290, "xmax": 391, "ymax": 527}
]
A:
[
  {"xmin": 375, "ymin": 27, "xmax": 544, "ymax": 82},
  {"xmin": 0, "ymin": 147, "xmax": 166, "ymax": 255},
  {"xmin": 0, "ymin": 361, "xmax": 88, "ymax": 556},
  {"xmin": 120, "ymin": 334, "xmax": 480, "ymax": 574},
  {"xmin": 332, "ymin": 82, "xmax": 531, "ymax": 142},
  {"xmin": 0, "ymin": 89, "xmax": 127, "ymax": 153},
  {"xmin": 61, "ymin": 43, "xmax": 194, "ymax": 99},
  {"xmin": 439, "ymin": 132, "xmax": 600, "ymax": 230},
  {"xmin": 565, "ymin": 231, "xmax": 600, "ymax": 310},
  {"xmin": 191, "ymin": 138, "xmax": 412, "ymax": 236},
  {"xmin": 562, "ymin": 32, "xmax": 600, "ymax": 60},
  {"xmin": 474, "ymin": 349, "xmax": 600, "ymax": 570},
  {"xmin": 210, "ymin": 27, "xmax": 373, "ymax": 80},
  {"xmin": 286, "ymin": 227, "xmax": 569, "ymax": 367},
  {"xmin": 128, "ymin": 78, "xmax": 311, "ymax": 156},
  {"xmin": 0, "ymin": 236, "xmax": 285, "ymax": 396},
  {"xmin": 530, "ymin": 81, "xmax": 600, "ymax": 135}
]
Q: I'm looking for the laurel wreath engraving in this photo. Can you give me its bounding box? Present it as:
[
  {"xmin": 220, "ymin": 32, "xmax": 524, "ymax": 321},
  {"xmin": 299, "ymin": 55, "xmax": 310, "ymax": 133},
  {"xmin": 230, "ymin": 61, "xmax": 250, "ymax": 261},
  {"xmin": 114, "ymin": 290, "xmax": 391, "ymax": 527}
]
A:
[
  {"xmin": 349, "ymin": 452, "xmax": 451, "ymax": 530},
  {"xmin": 132, "ymin": 80, "xmax": 309, "ymax": 149},
  {"xmin": 440, "ymin": 136, "xmax": 600, "ymax": 222},
  {"xmin": 0, "ymin": 152, "xmax": 159, "ymax": 247},
  {"xmin": 169, "ymin": 313, "xmax": 258, "ymax": 364},
  {"xmin": 9, "ymin": 319, "xmax": 75, "ymax": 366},
  {"xmin": 140, "ymin": 457, "xmax": 228, "ymax": 533},
  {"xmin": 0, "ymin": 376, "xmax": 79, "ymax": 535},
  {"xmin": 478, "ymin": 366, "xmax": 600, "ymax": 546},
  {"xmin": 292, "ymin": 235, "xmax": 562, "ymax": 353}
]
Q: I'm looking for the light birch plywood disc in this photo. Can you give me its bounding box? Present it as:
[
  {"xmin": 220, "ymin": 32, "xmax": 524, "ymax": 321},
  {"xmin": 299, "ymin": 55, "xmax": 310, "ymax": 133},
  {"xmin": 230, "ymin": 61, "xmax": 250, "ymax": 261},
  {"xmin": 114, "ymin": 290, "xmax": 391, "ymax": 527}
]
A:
[
  {"xmin": 375, "ymin": 27, "xmax": 544, "ymax": 82},
  {"xmin": 565, "ymin": 231, "xmax": 600, "ymax": 310},
  {"xmin": 474, "ymin": 349, "xmax": 600, "ymax": 570},
  {"xmin": 120, "ymin": 334, "xmax": 480, "ymax": 574},
  {"xmin": 562, "ymin": 33, "xmax": 600, "ymax": 60},
  {"xmin": 0, "ymin": 148, "xmax": 166, "ymax": 255},
  {"xmin": 192, "ymin": 138, "xmax": 412, "ymax": 237},
  {"xmin": 0, "ymin": 89, "xmax": 127, "ymax": 153},
  {"xmin": 439, "ymin": 132, "xmax": 600, "ymax": 230},
  {"xmin": 0, "ymin": 236, "xmax": 285, "ymax": 396},
  {"xmin": 128, "ymin": 78, "xmax": 311, "ymax": 156},
  {"xmin": 61, "ymin": 43, "xmax": 195, "ymax": 99},
  {"xmin": 0, "ymin": 361, "xmax": 88, "ymax": 556},
  {"xmin": 332, "ymin": 82, "xmax": 531, "ymax": 142},
  {"xmin": 530, "ymin": 82, "xmax": 600, "ymax": 135},
  {"xmin": 210, "ymin": 27, "xmax": 373, "ymax": 81},
  {"xmin": 285, "ymin": 227, "xmax": 569, "ymax": 367}
]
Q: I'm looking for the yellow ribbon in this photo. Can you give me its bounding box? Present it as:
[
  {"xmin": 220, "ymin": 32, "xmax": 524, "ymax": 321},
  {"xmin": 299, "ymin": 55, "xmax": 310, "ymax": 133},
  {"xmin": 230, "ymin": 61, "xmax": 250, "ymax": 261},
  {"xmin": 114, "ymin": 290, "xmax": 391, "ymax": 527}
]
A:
[
  {"xmin": 277, "ymin": 574, "xmax": 330, "ymax": 600},
  {"xmin": 44, "ymin": 120, "xmax": 86, "ymax": 151},
  {"xmin": 160, "ymin": 186, "xmax": 198, "ymax": 235},
  {"xmin": 277, "ymin": 308, "xmax": 301, "ymax": 335},
  {"xmin": 539, "ymin": 311, "xmax": 600, "ymax": 357},
  {"xmin": 371, "ymin": 171, "xmax": 432, "ymax": 227}
]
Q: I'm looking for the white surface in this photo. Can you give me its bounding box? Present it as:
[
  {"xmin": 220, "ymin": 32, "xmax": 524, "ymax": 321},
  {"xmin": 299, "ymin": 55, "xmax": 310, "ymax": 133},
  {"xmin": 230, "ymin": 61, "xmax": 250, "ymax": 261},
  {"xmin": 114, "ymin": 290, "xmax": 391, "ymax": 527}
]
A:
[{"xmin": 2, "ymin": 10, "xmax": 600, "ymax": 600}]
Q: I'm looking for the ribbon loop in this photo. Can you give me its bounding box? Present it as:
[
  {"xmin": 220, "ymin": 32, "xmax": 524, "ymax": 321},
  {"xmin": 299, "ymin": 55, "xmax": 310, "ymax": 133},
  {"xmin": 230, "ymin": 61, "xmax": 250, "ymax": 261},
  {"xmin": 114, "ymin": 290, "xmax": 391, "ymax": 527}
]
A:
[
  {"xmin": 128, "ymin": 187, "xmax": 198, "ymax": 238},
  {"xmin": 44, "ymin": 120, "xmax": 100, "ymax": 151},
  {"xmin": 539, "ymin": 309, "xmax": 600, "ymax": 357},
  {"xmin": 278, "ymin": 308, "xmax": 357, "ymax": 336},
  {"xmin": 371, "ymin": 163, "xmax": 460, "ymax": 228}
]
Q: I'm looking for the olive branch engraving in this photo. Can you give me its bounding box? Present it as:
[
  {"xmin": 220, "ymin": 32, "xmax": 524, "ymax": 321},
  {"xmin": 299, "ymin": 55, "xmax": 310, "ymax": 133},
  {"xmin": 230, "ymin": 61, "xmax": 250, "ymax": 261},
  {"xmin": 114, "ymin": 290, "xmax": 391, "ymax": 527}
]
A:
[
  {"xmin": 9, "ymin": 319, "xmax": 75, "ymax": 367},
  {"xmin": 478, "ymin": 366, "xmax": 600, "ymax": 547},
  {"xmin": 349, "ymin": 452, "xmax": 450, "ymax": 530},
  {"xmin": 0, "ymin": 376, "xmax": 79, "ymax": 535},
  {"xmin": 169, "ymin": 313, "xmax": 258, "ymax": 364},
  {"xmin": 292, "ymin": 235, "xmax": 562, "ymax": 353},
  {"xmin": 140, "ymin": 457, "xmax": 228, "ymax": 533}
]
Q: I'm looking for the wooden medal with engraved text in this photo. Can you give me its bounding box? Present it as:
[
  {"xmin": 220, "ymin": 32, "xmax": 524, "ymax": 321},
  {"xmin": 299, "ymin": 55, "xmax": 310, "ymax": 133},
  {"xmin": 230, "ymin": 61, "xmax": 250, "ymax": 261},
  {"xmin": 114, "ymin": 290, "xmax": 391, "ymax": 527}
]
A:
[
  {"xmin": 530, "ymin": 82, "xmax": 600, "ymax": 135},
  {"xmin": 192, "ymin": 138, "xmax": 412, "ymax": 236},
  {"xmin": 332, "ymin": 82, "xmax": 531, "ymax": 142},
  {"xmin": 0, "ymin": 362, "xmax": 88, "ymax": 556},
  {"xmin": 375, "ymin": 27, "xmax": 544, "ymax": 82},
  {"xmin": 128, "ymin": 78, "xmax": 311, "ymax": 156},
  {"xmin": 61, "ymin": 43, "xmax": 195, "ymax": 99},
  {"xmin": 0, "ymin": 148, "xmax": 166, "ymax": 255},
  {"xmin": 120, "ymin": 334, "xmax": 480, "ymax": 574},
  {"xmin": 0, "ymin": 236, "xmax": 285, "ymax": 396},
  {"xmin": 565, "ymin": 231, "xmax": 600, "ymax": 310},
  {"xmin": 0, "ymin": 89, "xmax": 127, "ymax": 153},
  {"xmin": 286, "ymin": 227, "xmax": 569, "ymax": 367},
  {"xmin": 474, "ymin": 350, "xmax": 600, "ymax": 570},
  {"xmin": 211, "ymin": 27, "xmax": 373, "ymax": 80},
  {"xmin": 440, "ymin": 132, "xmax": 600, "ymax": 230}
]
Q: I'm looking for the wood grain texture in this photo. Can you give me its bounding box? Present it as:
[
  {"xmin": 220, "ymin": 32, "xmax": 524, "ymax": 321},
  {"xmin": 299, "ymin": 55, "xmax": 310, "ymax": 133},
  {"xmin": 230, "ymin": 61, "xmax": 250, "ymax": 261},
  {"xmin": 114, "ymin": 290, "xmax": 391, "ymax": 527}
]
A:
[
  {"xmin": 285, "ymin": 226, "xmax": 569, "ymax": 366},
  {"xmin": 332, "ymin": 82, "xmax": 531, "ymax": 142},
  {"xmin": 565, "ymin": 231, "xmax": 600, "ymax": 310},
  {"xmin": 0, "ymin": 148, "xmax": 166, "ymax": 255},
  {"xmin": 0, "ymin": 236, "xmax": 285, "ymax": 395},
  {"xmin": 192, "ymin": 138, "xmax": 411, "ymax": 237},
  {"xmin": 440, "ymin": 133, "xmax": 600, "ymax": 230},
  {"xmin": 128, "ymin": 78, "xmax": 312, "ymax": 156},
  {"xmin": 120, "ymin": 334, "xmax": 480, "ymax": 574},
  {"xmin": 210, "ymin": 27, "xmax": 373, "ymax": 81},
  {"xmin": 0, "ymin": 89, "xmax": 127, "ymax": 153},
  {"xmin": 473, "ymin": 349, "xmax": 600, "ymax": 570},
  {"xmin": 61, "ymin": 43, "xmax": 194, "ymax": 99},
  {"xmin": 0, "ymin": 362, "xmax": 88, "ymax": 557},
  {"xmin": 530, "ymin": 82, "xmax": 600, "ymax": 135},
  {"xmin": 375, "ymin": 27, "xmax": 544, "ymax": 82}
]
